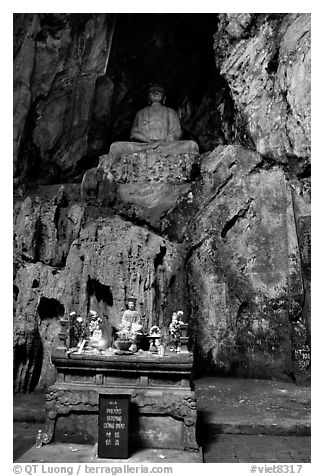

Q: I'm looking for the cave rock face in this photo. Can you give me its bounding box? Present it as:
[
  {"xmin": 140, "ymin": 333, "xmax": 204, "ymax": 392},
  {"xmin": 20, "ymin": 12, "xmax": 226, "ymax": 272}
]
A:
[
  {"xmin": 13, "ymin": 13, "xmax": 310, "ymax": 391},
  {"xmin": 13, "ymin": 146, "xmax": 310, "ymax": 390},
  {"xmin": 215, "ymin": 13, "xmax": 311, "ymax": 164},
  {"xmin": 14, "ymin": 187, "xmax": 84, "ymax": 268},
  {"xmin": 14, "ymin": 186, "xmax": 187, "ymax": 391},
  {"xmin": 98, "ymin": 146, "xmax": 200, "ymax": 229},
  {"xmin": 185, "ymin": 145, "xmax": 307, "ymax": 378},
  {"xmin": 14, "ymin": 14, "xmax": 112, "ymax": 181}
]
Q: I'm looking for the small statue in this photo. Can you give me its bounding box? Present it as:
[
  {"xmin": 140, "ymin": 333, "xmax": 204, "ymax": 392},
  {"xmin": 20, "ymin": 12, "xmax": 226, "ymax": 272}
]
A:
[
  {"xmin": 88, "ymin": 310, "xmax": 103, "ymax": 348},
  {"xmin": 69, "ymin": 311, "xmax": 87, "ymax": 347},
  {"xmin": 168, "ymin": 311, "xmax": 181, "ymax": 352},
  {"xmin": 120, "ymin": 298, "xmax": 143, "ymax": 335},
  {"xmin": 116, "ymin": 298, "xmax": 143, "ymax": 352},
  {"xmin": 176, "ymin": 310, "xmax": 184, "ymax": 324}
]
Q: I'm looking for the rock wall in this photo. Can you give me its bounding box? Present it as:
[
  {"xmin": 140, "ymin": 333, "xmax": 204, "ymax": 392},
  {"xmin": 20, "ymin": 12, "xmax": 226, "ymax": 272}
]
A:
[
  {"xmin": 14, "ymin": 14, "xmax": 114, "ymax": 182},
  {"xmin": 185, "ymin": 146, "xmax": 306, "ymax": 379},
  {"xmin": 14, "ymin": 183, "xmax": 188, "ymax": 391},
  {"xmin": 13, "ymin": 13, "xmax": 311, "ymax": 391},
  {"xmin": 214, "ymin": 13, "xmax": 311, "ymax": 167}
]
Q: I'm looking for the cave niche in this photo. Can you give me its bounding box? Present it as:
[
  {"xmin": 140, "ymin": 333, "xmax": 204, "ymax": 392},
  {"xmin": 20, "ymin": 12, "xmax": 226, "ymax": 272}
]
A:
[
  {"xmin": 86, "ymin": 277, "xmax": 114, "ymax": 314},
  {"xmin": 86, "ymin": 277, "xmax": 115, "ymax": 347},
  {"xmin": 88, "ymin": 13, "xmax": 234, "ymax": 164},
  {"xmin": 37, "ymin": 296, "xmax": 65, "ymax": 320}
]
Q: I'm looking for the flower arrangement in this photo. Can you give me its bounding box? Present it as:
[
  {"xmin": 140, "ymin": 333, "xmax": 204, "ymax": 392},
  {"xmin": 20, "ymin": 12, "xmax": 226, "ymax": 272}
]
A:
[
  {"xmin": 115, "ymin": 326, "xmax": 135, "ymax": 351},
  {"xmin": 69, "ymin": 310, "xmax": 108, "ymax": 352},
  {"xmin": 69, "ymin": 312, "xmax": 88, "ymax": 346},
  {"xmin": 169, "ymin": 320, "xmax": 181, "ymax": 338},
  {"xmin": 149, "ymin": 325, "xmax": 161, "ymax": 337},
  {"xmin": 176, "ymin": 310, "xmax": 184, "ymax": 324},
  {"xmin": 169, "ymin": 311, "xmax": 184, "ymax": 338},
  {"xmin": 116, "ymin": 329, "xmax": 134, "ymax": 341},
  {"xmin": 89, "ymin": 317, "xmax": 102, "ymax": 335}
]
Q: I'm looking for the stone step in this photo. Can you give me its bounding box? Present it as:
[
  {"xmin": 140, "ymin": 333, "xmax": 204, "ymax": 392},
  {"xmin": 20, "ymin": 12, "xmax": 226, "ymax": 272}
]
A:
[{"xmin": 16, "ymin": 442, "xmax": 202, "ymax": 463}]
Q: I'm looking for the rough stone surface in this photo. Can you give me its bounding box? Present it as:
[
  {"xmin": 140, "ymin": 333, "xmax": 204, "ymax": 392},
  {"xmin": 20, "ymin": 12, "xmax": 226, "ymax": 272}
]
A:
[
  {"xmin": 14, "ymin": 185, "xmax": 188, "ymax": 391},
  {"xmin": 98, "ymin": 148, "xmax": 200, "ymax": 229},
  {"xmin": 13, "ymin": 143, "xmax": 311, "ymax": 389},
  {"xmin": 161, "ymin": 145, "xmax": 308, "ymax": 379},
  {"xmin": 16, "ymin": 443, "xmax": 202, "ymax": 463},
  {"xmin": 13, "ymin": 14, "xmax": 41, "ymax": 177},
  {"xmin": 195, "ymin": 377, "xmax": 310, "ymax": 435},
  {"xmin": 116, "ymin": 181, "xmax": 192, "ymax": 231},
  {"xmin": 203, "ymin": 434, "xmax": 310, "ymax": 463},
  {"xmin": 80, "ymin": 167, "xmax": 116, "ymax": 206},
  {"xmin": 14, "ymin": 14, "xmax": 112, "ymax": 181},
  {"xmin": 214, "ymin": 13, "xmax": 310, "ymax": 165},
  {"xmin": 14, "ymin": 186, "xmax": 84, "ymax": 268},
  {"xmin": 188, "ymin": 146, "xmax": 305, "ymax": 378}
]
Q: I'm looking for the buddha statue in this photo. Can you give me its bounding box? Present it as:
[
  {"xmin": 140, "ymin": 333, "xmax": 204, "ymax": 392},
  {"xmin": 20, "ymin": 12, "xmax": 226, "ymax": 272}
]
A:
[
  {"xmin": 109, "ymin": 84, "xmax": 199, "ymax": 156},
  {"xmin": 130, "ymin": 84, "xmax": 181, "ymax": 143},
  {"xmin": 119, "ymin": 298, "xmax": 143, "ymax": 335}
]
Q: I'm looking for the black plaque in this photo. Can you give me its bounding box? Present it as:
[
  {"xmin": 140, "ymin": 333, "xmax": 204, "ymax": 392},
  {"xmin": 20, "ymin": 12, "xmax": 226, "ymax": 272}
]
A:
[{"xmin": 98, "ymin": 394, "xmax": 130, "ymax": 459}]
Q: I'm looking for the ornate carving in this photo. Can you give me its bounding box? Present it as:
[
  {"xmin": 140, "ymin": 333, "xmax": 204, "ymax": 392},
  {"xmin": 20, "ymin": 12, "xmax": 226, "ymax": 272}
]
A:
[
  {"xmin": 42, "ymin": 418, "xmax": 56, "ymax": 444},
  {"xmin": 135, "ymin": 392, "xmax": 196, "ymax": 421},
  {"xmin": 42, "ymin": 390, "xmax": 59, "ymax": 443},
  {"xmin": 43, "ymin": 385, "xmax": 198, "ymax": 450},
  {"xmin": 132, "ymin": 391, "xmax": 198, "ymax": 450},
  {"xmin": 100, "ymin": 148, "xmax": 199, "ymax": 184},
  {"xmin": 43, "ymin": 386, "xmax": 99, "ymax": 444}
]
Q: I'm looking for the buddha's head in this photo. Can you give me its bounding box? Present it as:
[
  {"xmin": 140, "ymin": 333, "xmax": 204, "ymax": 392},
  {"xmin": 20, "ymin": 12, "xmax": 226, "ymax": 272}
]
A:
[
  {"xmin": 148, "ymin": 83, "xmax": 165, "ymax": 105},
  {"xmin": 127, "ymin": 298, "xmax": 136, "ymax": 311},
  {"xmin": 90, "ymin": 309, "xmax": 98, "ymax": 319}
]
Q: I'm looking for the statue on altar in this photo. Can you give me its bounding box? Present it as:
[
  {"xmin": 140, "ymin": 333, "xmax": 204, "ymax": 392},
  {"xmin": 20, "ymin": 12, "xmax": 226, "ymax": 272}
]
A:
[
  {"xmin": 119, "ymin": 298, "xmax": 143, "ymax": 334},
  {"xmin": 88, "ymin": 310, "xmax": 104, "ymax": 348},
  {"xmin": 109, "ymin": 84, "xmax": 199, "ymax": 156},
  {"xmin": 114, "ymin": 298, "xmax": 143, "ymax": 351},
  {"xmin": 168, "ymin": 310, "xmax": 185, "ymax": 352}
]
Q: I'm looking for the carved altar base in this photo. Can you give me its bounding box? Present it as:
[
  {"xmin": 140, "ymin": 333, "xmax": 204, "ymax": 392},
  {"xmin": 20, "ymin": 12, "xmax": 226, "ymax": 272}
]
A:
[
  {"xmin": 43, "ymin": 351, "xmax": 198, "ymax": 452},
  {"xmin": 99, "ymin": 140, "xmax": 200, "ymax": 184}
]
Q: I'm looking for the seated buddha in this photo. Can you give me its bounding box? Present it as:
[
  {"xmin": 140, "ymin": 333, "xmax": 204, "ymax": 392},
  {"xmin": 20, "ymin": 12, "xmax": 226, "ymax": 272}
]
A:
[{"xmin": 109, "ymin": 84, "xmax": 199, "ymax": 156}]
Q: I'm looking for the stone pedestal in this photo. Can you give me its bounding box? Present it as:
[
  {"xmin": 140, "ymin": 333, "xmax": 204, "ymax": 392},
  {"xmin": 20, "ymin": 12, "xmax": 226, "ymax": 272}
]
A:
[
  {"xmin": 99, "ymin": 142, "xmax": 200, "ymax": 185},
  {"xmin": 43, "ymin": 351, "xmax": 198, "ymax": 452},
  {"xmin": 97, "ymin": 142, "xmax": 200, "ymax": 229}
]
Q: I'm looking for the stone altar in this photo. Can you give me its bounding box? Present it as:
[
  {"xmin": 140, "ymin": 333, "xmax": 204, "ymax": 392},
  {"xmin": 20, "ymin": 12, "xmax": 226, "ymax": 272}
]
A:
[{"xmin": 43, "ymin": 349, "xmax": 198, "ymax": 452}]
